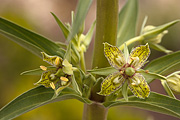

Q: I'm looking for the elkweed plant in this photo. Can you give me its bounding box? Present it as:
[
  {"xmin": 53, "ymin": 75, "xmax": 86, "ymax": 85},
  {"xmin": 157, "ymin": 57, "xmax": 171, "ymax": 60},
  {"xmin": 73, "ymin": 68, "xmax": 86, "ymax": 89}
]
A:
[{"xmin": 0, "ymin": 0, "xmax": 180, "ymax": 120}]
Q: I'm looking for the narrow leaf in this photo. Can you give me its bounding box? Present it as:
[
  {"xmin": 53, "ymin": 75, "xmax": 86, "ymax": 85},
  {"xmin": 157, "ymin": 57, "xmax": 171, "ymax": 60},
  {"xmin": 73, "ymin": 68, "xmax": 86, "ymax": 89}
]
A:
[
  {"xmin": 145, "ymin": 51, "xmax": 180, "ymax": 76},
  {"xmin": 140, "ymin": 16, "xmax": 148, "ymax": 35},
  {"xmin": 122, "ymin": 81, "xmax": 128, "ymax": 101},
  {"xmin": 64, "ymin": 42, "xmax": 71, "ymax": 63},
  {"xmin": 88, "ymin": 67, "xmax": 117, "ymax": 76},
  {"xmin": 123, "ymin": 43, "xmax": 129, "ymax": 62},
  {"xmin": 0, "ymin": 17, "xmax": 64, "ymax": 57},
  {"xmin": 67, "ymin": 0, "xmax": 93, "ymax": 41},
  {"xmin": 0, "ymin": 30, "xmax": 42, "ymax": 57},
  {"xmin": 137, "ymin": 69, "xmax": 166, "ymax": 83},
  {"xmin": 104, "ymin": 92, "xmax": 180, "ymax": 118},
  {"xmin": 20, "ymin": 66, "xmax": 55, "ymax": 75},
  {"xmin": 117, "ymin": 0, "xmax": 138, "ymax": 46},
  {"xmin": 83, "ymin": 20, "xmax": 96, "ymax": 47},
  {"xmin": 149, "ymin": 43, "xmax": 172, "ymax": 54},
  {"xmin": 0, "ymin": 86, "xmax": 91, "ymax": 120},
  {"xmin": 72, "ymin": 74, "xmax": 82, "ymax": 96},
  {"xmin": 51, "ymin": 12, "xmax": 69, "ymax": 39}
]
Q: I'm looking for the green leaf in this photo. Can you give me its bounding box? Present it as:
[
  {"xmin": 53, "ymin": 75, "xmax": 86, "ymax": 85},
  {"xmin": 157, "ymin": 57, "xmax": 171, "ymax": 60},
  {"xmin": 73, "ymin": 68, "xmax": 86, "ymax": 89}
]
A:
[
  {"xmin": 145, "ymin": 51, "xmax": 180, "ymax": 76},
  {"xmin": 67, "ymin": 0, "xmax": 93, "ymax": 41},
  {"xmin": 83, "ymin": 20, "xmax": 96, "ymax": 47},
  {"xmin": 103, "ymin": 92, "xmax": 180, "ymax": 118},
  {"xmin": 140, "ymin": 16, "xmax": 148, "ymax": 35},
  {"xmin": 71, "ymin": 43, "xmax": 80, "ymax": 64},
  {"xmin": 122, "ymin": 81, "xmax": 128, "ymax": 101},
  {"xmin": 117, "ymin": 0, "xmax": 138, "ymax": 46},
  {"xmin": 149, "ymin": 43, "xmax": 172, "ymax": 54},
  {"xmin": 51, "ymin": 12, "xmax": 69, "ymax": 39},
  {"xmin": 73, "ymin": 68, "xmax": 83, "ymax": 92},
  {"xmin": 64, "ymin": 42, "xmax": 71, "ymax": 63},
  {"xmin": 123, "ymin": 43, "xmax": 129, "ymax": 62},
  {"xmin": 0, "ymin": 17, "xmax": 64, "ymax": 58},
  {"xmin": 0, "ymin": 86, "xmax": 91, "ymax": 120},
  {"xmin": 137, "ymin": 69, "xmax": 166, "ymax": 83},
  {"xmin": 0, "ymin": 30, "xmax": 42, "ymax": 57},
  {"xmin": 20, "ymin": 66, "xmax": 53, "ymax": 75},
  {"xmin": 88, "ymin": 67, "xmax": 117, "ymax": 76},
  {"xmin": 72, "ymin": 74, "xmax": 82, "ymax": 96}
]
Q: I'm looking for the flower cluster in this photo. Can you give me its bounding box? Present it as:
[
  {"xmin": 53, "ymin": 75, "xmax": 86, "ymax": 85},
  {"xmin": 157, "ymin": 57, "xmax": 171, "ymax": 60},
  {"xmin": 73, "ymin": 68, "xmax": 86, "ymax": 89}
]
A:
[{"xmin": 35, "ymin": 52, "xmax": 73, "ymax": 95}]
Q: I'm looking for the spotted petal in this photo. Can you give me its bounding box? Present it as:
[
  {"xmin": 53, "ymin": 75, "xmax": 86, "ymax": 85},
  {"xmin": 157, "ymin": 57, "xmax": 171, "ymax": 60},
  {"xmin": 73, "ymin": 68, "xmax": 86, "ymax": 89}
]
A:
[
  {"xmin": 41, "ymin": 52, "xmax": 63, "ymax": 67},
  {"xmin": 128, "ymin": 43, "xmax": 150, "ymax": 69},
  {"xmin": 128, "ymin": 73, "xmax": 150, "ymax": 99},
  {"xmin": 98, "ymin": 72, "xmax": 126, "ymax": 96},
  {"xmin": 34, "ymin": 70, "xmax": 52, "ymax": 87},
  {"xmin": 104, "ymin": 42, "xmax": 126, "ymax": 69}
]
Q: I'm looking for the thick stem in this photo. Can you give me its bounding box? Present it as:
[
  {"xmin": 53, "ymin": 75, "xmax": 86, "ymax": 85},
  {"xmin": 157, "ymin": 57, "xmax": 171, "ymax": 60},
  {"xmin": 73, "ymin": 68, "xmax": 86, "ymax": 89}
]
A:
[
  {"xmin": 82, "ymin": 103, "xmax": 108, "ymax": 120},
  {"xmin": 91, "ymin": 0, "xmax": 119, "ymax": 102},
  {"xmin": 92, "ymin": 0, "xmax": 119, "ymax": 69},
  {"xmin": 83, "ymin": 0, "xmax": 119, "ymax": 120}
]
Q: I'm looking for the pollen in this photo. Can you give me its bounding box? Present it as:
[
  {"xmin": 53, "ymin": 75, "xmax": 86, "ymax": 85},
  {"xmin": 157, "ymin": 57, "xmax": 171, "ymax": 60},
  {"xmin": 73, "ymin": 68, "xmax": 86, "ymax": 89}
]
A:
[
  {"xmin": 40, "ymin": 65, "xmax": 47, "ymax": 71},
  {"xmin": 50, "ymin": 82, "xmax": 56, "ymax": 89},
  {"xmin": 60, "ymin": 76, "xmax": 69, "ymax": 82},
  {"xmin": 55, "ymin": 57, "xmax": 60, "ymax": 66}
]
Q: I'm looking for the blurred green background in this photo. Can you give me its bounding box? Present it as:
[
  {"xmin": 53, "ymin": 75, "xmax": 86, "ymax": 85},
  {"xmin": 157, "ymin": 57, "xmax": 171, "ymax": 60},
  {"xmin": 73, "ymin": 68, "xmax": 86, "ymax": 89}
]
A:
[{"xmin": 0, "ymin": 0, "xmax": 180, "ymax": 120}]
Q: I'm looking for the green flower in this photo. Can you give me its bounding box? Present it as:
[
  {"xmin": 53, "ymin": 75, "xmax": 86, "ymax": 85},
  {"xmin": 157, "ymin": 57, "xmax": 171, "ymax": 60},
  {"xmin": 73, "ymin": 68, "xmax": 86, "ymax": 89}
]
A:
[
  {"xmin": 99, "ymin": 43, "xmax": 150, "ymax": 99},
  {"xmin": 35, "ymin": 52, "xmax": 73, "ymax": 95}
]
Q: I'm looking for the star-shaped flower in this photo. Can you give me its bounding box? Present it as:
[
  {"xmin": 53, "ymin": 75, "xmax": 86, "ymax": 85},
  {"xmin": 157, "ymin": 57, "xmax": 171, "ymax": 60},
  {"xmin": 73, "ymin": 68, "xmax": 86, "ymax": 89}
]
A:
[
  {"xmin": 35, "ymin": 52, "xmax": 73, "ymax": 95},
  {"xmin": 98, "ymin": 43, "xmax": 150, "ymax": 99}
]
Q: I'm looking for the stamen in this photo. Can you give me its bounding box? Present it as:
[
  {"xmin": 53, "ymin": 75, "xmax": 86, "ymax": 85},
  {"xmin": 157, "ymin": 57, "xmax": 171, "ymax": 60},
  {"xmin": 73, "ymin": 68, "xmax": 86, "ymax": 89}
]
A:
[
  {"xmin": 131, "ymin": 77, "xmax": 140, "ymax": 86},
  {"xmin": 60, "ymin": 76, "xmax": 69, "ymax": 82},
  {"xmin": 50, "ymin": 82, "xmax": 55, "ymax": 89},
  {"xmin": 113, "ymin": 77, "xmax": 120, "ymax": 84},
  {"xmin": 115, "ymin": 55, "xmax": 124, "ymax": 65},
  {"xmin": 55, "ymin": 57, "xmax": 60, "ymax": 66},
  {"xmin": 130, "ymin": 57, "xmax": 139, "ymax": 67},
  {"xmin": 120, "ymin": 70, "xmax": 124, "ymax": 74},
  {"xmin": 50, "ymin": 74, "xmax": 56, "ymax": 80},
  {"xmin": 40, "ymin": 65, "xmax": 47, "ymax": 71}
]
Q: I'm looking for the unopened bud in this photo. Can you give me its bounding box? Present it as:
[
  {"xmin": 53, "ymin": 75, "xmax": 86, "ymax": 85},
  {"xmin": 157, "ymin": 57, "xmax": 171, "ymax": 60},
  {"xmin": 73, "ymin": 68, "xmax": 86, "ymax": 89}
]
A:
[
  {"xmin": 167, "ymin": 73, "xmax": 180, "ymax": 93},
  {"xmin": 142, "ymin": 25, "xmax": 168, "ymax": 44}
]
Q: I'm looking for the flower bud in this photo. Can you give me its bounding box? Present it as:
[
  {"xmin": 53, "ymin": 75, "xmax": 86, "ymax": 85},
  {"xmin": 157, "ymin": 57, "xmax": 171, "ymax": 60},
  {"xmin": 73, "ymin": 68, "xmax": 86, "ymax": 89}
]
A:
[
  {"xmin": 142, "ymin": 25, "xmax": 168, "ymax": 44},
  {"xmin": 167, "ymin": 73, "xmax": 180, "ymax": 93}
]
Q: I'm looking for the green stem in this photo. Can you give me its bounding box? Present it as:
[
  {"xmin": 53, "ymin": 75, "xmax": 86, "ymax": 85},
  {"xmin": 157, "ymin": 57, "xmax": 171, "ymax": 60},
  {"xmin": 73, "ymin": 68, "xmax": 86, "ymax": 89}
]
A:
[
  {"xmin": 80, "ymin": 50, "xmax": 86, "ymax": 72},
  {"xmin": 119, "ymin": 35, "xmax": 144, "ymax": 50},
  {"xmin": 82, "ymin": 103, "xmax": 108, "ymax": 120},
  {"xmin": 91, "ymin": 0, "xmax": 119, "ymax": 102}
]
